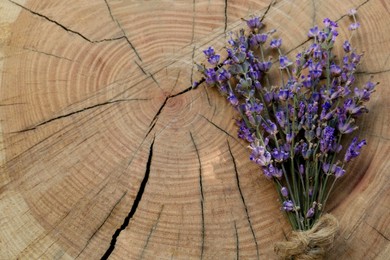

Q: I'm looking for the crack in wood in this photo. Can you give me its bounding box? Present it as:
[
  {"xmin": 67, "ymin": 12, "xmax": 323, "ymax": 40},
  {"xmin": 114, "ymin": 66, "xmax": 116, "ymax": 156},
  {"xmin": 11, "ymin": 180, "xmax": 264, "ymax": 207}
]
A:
[
  {"xmin": 199, "ymin": 115, "xmax": 243, "ymax": 146},
  {"xmin": 190, "ymin": 46, "xmax": 196, "ymax": 85},
  {"xmin": 76, "ymin": 191, "xmax": 128, "ymax": 259},
  {"xmin": 224, "ymin": 0, "xmax": 228, "ymax": 33},
  {"xmin": 260, "ymin": 0, "xmax": 276, "ymax": 22},
  {"xmin": 101, "ymin": 137, "xmax": 155, "ymax": 259},
  {"xmin": 8, "ymin": 0, "xmax": 126, "ymax": 44},
  {"xmin": 365, "ymin": 221, "xmax": 390, "ymax": 242},
  {"xmin": 140, "ymin": 205, "xmax": 165, "ymax": 259},
  {"xmin": 103, "ymin": 0, "xmax": 142, "ymax": 61},
  {"xmin": 234, "ymin": 221, "xmax": 239, "ymax": 260},
  {"xmin": 311, "ymin": 0, "xmax": 316, "ymax": 26},
  {"xmin": 24, "ymin": 47, "xmax": 73, "ymax": 62},
  {"xmin": 356, "ymin": 68, "xmax": 390, "ymax": 75},
  {"xmin": 15, "ymin": 99, "xmax": 145, "ymax": 133},
  {"xmin": 227, "ymin": 140, "xmax": 259, "ymax": 259},
  {"xmin": 189, "ymin": 132, "xmax": 205, "ymax": 260},
  {"xmin": 145, "ymin": 84, "xmax": 199, "ymax": 137},
  {"xmin": 191, "ymin": 0, "xmax": 196, "ymax": 43},
  {"xmin": 134, "ymin": 61, "xmax": 163, "ymax": 92},
  {"xmin": 203, "ymin": 86, "xmax": 212, "ymax": 107}
]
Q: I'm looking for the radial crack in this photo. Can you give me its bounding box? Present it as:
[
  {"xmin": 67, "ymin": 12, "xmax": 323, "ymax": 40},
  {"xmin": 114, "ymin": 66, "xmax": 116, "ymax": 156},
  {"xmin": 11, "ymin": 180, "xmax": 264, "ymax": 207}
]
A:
[
  {"xmin": 227, "ymin": 140, "xmax": 259, "ymax": 259},
  {"xmin": 8, "ymin": 0, "xmax": 125, "ymax": 43},
  {"xmin": 365, "ymin": 221, "xmax": 390, "ymax": 241},
  {"xmin": 76, "ymin": 192, "xmax": 127, "ymax": 259},
  {"xmin": 134, "ymin": 61, "xmax": 162, "ymax": 91},
  {"xmin": 224, "ymin": 0, "xmax": 228, "ymax": 33},
  {"xmin": 199, "ymin": 115, "xmax": 242, "ymax": 146},
  {"xmin": 234, "ymin": 221, "xmax": 239, "ymax": 260},
  {"xmin": 356, "ymin": 68, "xmax": 390, "ymax": 75},
  {"xmin": 140, "ymin": 205, "xmax": 165, "ymax": 259},
  {"xmin": 24, "ymin": 47, "xmax": 73, "ymax": 61},
  {"xmin": 260, "ymin": 0, "xmax": 276, "ymax": 22},
  {"xmin": 311, "ymin": 0, "xmax": 317, "ymax": 26},
  {"xmin": 191, "ymin": 0, "xmax": 196, "ymax": 43},
  {"xmin": 103, "ymin": 0, "xmax": 142, "ymax": 60},
  {"xmin": 16, "ymin": 99, "xmax": 143, "ymax": 133},
  {"xmin": 101, "ymin": 137, "xmax": 155, "ymax": 259},
  {"xmin": 190, "ymin": 132, "xmax": 205, "ymax": 259},
  {"xmin": 190, "ymin": 46, "xmax": 196, "ymax": 85}
]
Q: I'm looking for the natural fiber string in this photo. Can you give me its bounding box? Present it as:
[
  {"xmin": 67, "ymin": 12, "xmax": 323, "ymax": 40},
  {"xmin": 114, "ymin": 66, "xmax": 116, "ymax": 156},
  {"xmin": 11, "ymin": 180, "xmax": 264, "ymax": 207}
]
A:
[{"xmin": 274, "ymin": 214, "xmax": 339, "ymax": 260}]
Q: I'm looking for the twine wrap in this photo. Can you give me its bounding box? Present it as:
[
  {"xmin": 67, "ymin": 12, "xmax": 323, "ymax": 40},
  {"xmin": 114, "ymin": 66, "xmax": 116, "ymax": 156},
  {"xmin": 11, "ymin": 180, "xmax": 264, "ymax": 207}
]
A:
[{"xmin": 274, "ymin": 214, "xmax": 339, "ymax": 260}]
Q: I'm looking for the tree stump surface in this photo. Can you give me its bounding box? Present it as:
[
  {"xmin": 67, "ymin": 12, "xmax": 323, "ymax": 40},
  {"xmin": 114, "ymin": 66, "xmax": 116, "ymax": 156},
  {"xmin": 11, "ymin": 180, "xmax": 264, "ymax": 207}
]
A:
[{"xmin": 0, "ymin": 0, "xmax": 389, "ymax": 259}]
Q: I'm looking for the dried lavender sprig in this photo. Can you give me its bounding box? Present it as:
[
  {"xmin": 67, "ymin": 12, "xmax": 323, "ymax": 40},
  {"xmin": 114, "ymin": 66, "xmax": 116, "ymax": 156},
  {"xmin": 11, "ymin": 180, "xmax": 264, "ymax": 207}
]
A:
[{"xmin": 195, "ymin": 12, "xmax": 376, "ymax": 231}]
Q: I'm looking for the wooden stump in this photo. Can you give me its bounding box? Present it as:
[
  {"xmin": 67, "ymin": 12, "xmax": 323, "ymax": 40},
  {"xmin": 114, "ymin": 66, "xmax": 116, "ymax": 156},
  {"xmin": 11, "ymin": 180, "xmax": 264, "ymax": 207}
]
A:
[{"xmin": 0, "ymin": 0, "xmax": 389, "ymax": 259}]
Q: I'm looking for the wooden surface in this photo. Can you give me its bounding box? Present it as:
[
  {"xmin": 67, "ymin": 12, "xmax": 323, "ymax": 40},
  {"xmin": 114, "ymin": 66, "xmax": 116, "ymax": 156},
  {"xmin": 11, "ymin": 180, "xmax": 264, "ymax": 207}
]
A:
[{"xmin": 0, "ymin": 0, "xmax": 389, "ymax": 259}]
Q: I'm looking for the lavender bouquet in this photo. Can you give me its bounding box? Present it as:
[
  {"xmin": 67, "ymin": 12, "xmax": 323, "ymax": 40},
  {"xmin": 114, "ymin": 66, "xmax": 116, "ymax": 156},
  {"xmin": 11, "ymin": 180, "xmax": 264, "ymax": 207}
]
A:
[{"xmin": 195, "ymin": 10, "xmax": 376, "ymax": 259}]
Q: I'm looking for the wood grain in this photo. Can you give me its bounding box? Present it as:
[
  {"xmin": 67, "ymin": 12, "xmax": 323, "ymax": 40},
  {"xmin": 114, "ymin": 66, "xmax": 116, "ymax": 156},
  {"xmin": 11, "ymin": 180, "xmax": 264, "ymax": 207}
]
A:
[{"xmin": 0, "ymin": 0, "xmax": 389, "ymax": 259}]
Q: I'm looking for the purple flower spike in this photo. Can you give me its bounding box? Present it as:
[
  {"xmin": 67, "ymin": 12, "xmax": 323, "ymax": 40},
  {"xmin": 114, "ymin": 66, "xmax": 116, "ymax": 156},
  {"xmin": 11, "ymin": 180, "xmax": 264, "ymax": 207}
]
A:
[
  {"xmin": 365, "ymin": 81, "xmax": 377, "ymax": 91},
  {"xmin": 281, "ymin": 187, "xmax": 289, "ymax": 197},
  {"xmin": 203, "ymin": 47, "xmax": 215, "ymax": 57},
  {"xmin": 207, "ymin": 54, "xmax": 220, "ymax": 65},
  {"xmin": 330, "ymin": 64, "xmax": 342, "ymax": 76},
  {"xmin": 343, "ymin": 40, "xmax": 351, "ymax": 53},
  {"xmin": 283, "ymin": 200, "xmax": 294, "ymax": 212},
  {"xmin": 217, "ymin": 69, "xmax": 231, "ymax": 82},
  {"xmin": 250, "ymin": 33, "xmax": 268, "ymax": 46},
  {"xmin": 246, "ymin": 17, "xmax": 263, "ymax": 30},
  {"xmin": 249, "ymin": 144, "xmax": 272, "ymax": 166},
  {"xmin": 272, "ymin": 148, "xmax": 289, "ymax": 162},
  {"xmin": 334, "ymin": 166, "xmax": 346, "ymax": 178},
  {"xmin": 308, "ymin": 26, "xmax": 319, "ymax": 38},
  {"xmin": 270, "ymin": 38, "xmax": 282, "ymax": 49},
  {"xmin": 344, "ymin": 137, "xmax": 367, "ymax": 162},
  {"xmin": 299, "ymin": 164, "xmax": 305, "ymax": 175},
  {"xmin": 262, "ymin": 119, "xmax": 278, "ymax": 135},
  {"xmin": 354, "ymin": 87, "xmax": 371, "ymax": 102},
  {"xmin": 279, "ymin": 56, "xmax": 292, "ymax": 69},
  {"xmin": 338, "ymin": 119, "xmax": 358, "ymax": 134},
  {"xmin": 348, "ymin": 9, "xmax": 357, "ymax": 16},
  {"xmin": 275, "ymin": 110, "xmax": 286, "ymax": 128},
  {"xmin": 205, "ymin": 68, "xmax": 218, "ymax": 85},
  {"xmin": 259, "ymin": 61, "xmax": 272, "ymax": 72},
  {"xmin": 323, "ymin": 18, "xmax": 337, "ymax": 28},
  {"xmin": 278, "ymin": 89, "xmax": 290, "ymax": 101},
  {"xmin": 349, "ymin": 22, "xmax": 360, "ymax": 30},
  {"xmin": 306, "ymin": 207, "xmax": 315, "ymax": 218},
  {"xmin": 227, "ymin": 92, "xmax": 239, "ymax": 106}
]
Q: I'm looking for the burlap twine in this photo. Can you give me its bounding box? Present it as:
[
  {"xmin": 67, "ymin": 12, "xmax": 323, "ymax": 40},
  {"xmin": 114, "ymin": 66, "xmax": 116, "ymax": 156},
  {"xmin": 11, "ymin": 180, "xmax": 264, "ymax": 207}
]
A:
[{"xmin": 274, "ymin": 214, "xmax": 339, "ymax": 260}]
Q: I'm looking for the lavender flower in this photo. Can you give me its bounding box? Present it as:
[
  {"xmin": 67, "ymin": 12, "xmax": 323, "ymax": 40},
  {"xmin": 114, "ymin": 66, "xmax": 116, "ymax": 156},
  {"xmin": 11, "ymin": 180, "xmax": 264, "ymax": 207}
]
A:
[
  {"xmin": 306, "ymin": 207, "xmax": 315, "ymax": 218},
  {"xmin": 343, "ymin": 40, "xmax": 351, "ymax": 53},
  {"xmin": 279, "ymin": 56, "xmax": 292, "ymax": 69},
  {"xmin": 281, "ymin": 187, "xmax": 289, "ymax": 197},
  {"xmin": 349, "ymin": 22, "xmax": 360, "ymax": 30},
  {"xmin": 308, "ymin": 26, "xmax": 319, "ymax": 38},
  {"xmin": 262, "ymin": 119, "xmax": 278, "ymax": 135},
  {"xmin": 249, "ymin": 144, "xmax": 272, "ymax": 166},
  {"xmin": 283, "ymin": 200, "xmax": 294, "ymax": 212},
  {"xmin": 207, "ymin": 54, "xmax": 220, "ymax": 65},
  {"xmin": 270, "ymin": 38, "xmax": 282, "ymax": 49},
  {"xmin": 203, "ymin": 46, "xmax": 215, "ymax": 57},
  {"xmin": 227, "ymin": 92, "xmax": 239, "ymax": 106},
  {"xmin": 348, "ymin": 9, "xmax": 357, "ymax": 16},
  {"xmin": 246, "ymin": 17, "xmax": 263, "ymax": 30},
  {"xmin": 344, "ymin": 137, "xmax": 367, "ymax": 162},
  {"xmin": 250, "ymin": 33, "xmax": 268, "ymax": 46}
]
